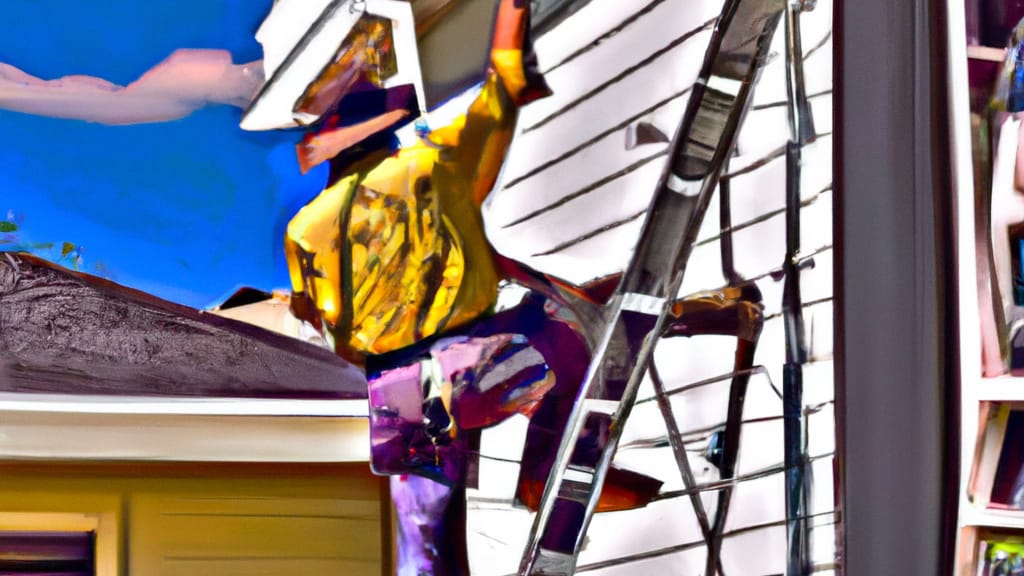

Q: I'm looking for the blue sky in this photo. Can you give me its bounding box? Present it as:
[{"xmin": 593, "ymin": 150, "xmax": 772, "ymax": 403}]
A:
[{"xmin": 0, "ymin": 0, "xmax": 328, "ymax": 308}]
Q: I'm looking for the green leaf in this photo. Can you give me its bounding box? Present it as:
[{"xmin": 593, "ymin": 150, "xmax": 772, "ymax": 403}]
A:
[
  {"xmin": 0, "ymin": 221, "xmax": 17, "ymax": 233},
  {"xmin": 61, "ymin": 242, "xmax": 76, "ymax": 257}
]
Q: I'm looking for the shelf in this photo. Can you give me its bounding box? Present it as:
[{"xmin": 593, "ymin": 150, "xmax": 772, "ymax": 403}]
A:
[
  {"xmin": 967, "ymin": 377, "xmax": 1024, "ymax": 402},
  {"xmin": 963, "ymin": 506, "xmax": 1024, "ymax": 530},
  {"xmin": 966, "ymin": 45, "xmax": 1006, "ymax": 62}
]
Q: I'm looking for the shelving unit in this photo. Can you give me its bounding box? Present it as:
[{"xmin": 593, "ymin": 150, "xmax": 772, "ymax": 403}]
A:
[{"xmin": 950, "ymin": 0, "xmax": 1024, "ymax": 572}]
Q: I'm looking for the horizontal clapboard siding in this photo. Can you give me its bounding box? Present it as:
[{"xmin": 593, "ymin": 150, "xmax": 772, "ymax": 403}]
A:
[
  {"xmin": 131, "ymin": 494, "xmax": 382, "ymax": 575},
  {"xmin": 471, "ymin": 0, "xmax": 835, "ymax": 573},
  {"xmin": 485, "ymin": 0, "xmax": 833, "ymax": 282},
  {"xmin": 468, "ymin": 457, "xmax": 835, "ymax": 575}
]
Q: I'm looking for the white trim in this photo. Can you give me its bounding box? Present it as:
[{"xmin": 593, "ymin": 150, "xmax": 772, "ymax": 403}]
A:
[
  {"xmin": 244, "ymin": 0, "xmax": 425, "ymax": 131},
  {"xmin": 0, "ymin": 392, "xmax": 368, "ymax": 417},
  {"xmin": 946, "ymin": 0, "xmax": 987, "ymax": 562},
  {"xmin": 0, "ymin": 410, "xmax": 370, "ymax": 462}
]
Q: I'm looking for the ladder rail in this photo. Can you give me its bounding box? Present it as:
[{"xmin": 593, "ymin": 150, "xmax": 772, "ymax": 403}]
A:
[{"xmin": 782, "ymin": 1, "xmax": 816, "ymax": 574}]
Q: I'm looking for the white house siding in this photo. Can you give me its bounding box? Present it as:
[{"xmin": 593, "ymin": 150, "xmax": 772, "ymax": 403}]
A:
[{"xmin": 471, "ymin": 0, "xmax": 836, "ymax": 573}]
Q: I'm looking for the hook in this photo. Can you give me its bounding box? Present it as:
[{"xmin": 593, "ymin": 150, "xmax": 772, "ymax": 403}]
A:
[{"xmin": 624, "ymin": 120, "xmax": 670, "ymax": 150}]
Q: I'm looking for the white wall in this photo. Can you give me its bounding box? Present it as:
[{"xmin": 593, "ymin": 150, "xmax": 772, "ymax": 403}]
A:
[{"xmin": 469, "ymin": 0, "xmax": 836, "ymax": 573}]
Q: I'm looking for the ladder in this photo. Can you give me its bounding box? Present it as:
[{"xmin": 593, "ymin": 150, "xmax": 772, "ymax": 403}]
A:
[{"xmin": 518, "ymin": 1, "xmax": 789, "ymax": 574}]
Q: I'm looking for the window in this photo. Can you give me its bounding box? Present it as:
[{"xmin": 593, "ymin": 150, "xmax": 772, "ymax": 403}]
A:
[{"xmin": 0, "ymin": 531, "xmax": 96, "ymax": 576}]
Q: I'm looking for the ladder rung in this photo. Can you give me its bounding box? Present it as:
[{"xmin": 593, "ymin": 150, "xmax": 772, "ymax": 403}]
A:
[
  {"xmin": 566, "ymin": 463, "xmax": 596, "ymax": 477},
  {"xmin": 530, "ymin": 549, "xmax": 576, "ymax": 576},
  {"xmin": 620, "ymin": 292, "xmax": 667, "ymax": 315},
  {"xmin": 583, "ymin": 398, "xmax": 620, "ymax": 416},
  {"xmin": 559, "ymin": 478, "xmax": 595, "ymax": 503}
]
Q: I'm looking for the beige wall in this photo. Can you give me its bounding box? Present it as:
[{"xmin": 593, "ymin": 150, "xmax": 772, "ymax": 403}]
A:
[{"xmin": 0, "ymin": 462, "xmax": 388, "ymax": 576}]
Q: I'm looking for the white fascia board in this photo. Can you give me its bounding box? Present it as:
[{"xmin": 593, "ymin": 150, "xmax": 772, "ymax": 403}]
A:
[{"xmin": 0, "ymin": 395, "xmax": 370, "ymax": 462}]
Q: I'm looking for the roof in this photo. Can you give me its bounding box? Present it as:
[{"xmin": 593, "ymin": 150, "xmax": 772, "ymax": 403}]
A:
[{"xmin": 0, "ymin": 253, "xmax": 366, "ymax": 399}]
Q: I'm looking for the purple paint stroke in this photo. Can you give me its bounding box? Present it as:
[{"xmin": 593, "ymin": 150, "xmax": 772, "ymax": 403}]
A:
[
  {"xmin": 443, "ymin": 333, "xmax": 554, "ymax": 430},
  {"xmin": 367, "ymin": 293, "xmax": 584, "ymax": 486},
  {"xmin": 391, "ymin": 475, "xmax": 463, "ymax": 576},
  {"xmin": 368, "ymin": 361, "xmax": 467, "ymax": 484}
]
